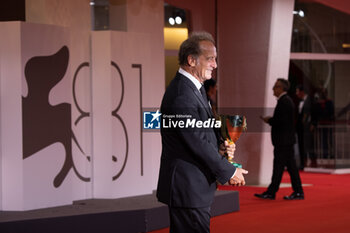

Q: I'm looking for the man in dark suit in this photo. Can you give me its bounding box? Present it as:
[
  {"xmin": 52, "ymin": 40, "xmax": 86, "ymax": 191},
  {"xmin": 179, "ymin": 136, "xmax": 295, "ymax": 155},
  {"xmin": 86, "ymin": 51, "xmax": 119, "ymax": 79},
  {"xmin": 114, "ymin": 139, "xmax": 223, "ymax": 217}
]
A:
[
  {"xmin": 296, "ymin": 85, "xmax": 316, "ymax": 169},
  {"xmin": 156, "ymin": 31, "xmax": 248, "ymax": 233},
  {"xmin": 255, "ymin": 78, "xmax": 304, "ymax": 200}
]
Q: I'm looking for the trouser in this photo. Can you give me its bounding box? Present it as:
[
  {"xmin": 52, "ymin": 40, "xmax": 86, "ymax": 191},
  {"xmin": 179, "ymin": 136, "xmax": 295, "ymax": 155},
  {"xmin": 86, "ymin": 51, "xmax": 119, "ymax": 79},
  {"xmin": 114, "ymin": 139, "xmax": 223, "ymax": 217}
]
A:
[
  {"xmin": 267, "ymin": 146, "xmax": 303, "ymax": 194},
  {"xmin": 168, "ymin": 206, "xmax": 211, "ymax": 233}
]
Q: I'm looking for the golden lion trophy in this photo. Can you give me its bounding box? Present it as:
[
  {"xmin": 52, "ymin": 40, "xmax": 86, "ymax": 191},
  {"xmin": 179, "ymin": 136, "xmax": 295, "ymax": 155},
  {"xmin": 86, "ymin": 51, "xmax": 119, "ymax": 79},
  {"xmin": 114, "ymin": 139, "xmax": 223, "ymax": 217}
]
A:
[{"xmin": 219, "ymin": 115, "xmax": 247, "ymax": 168}]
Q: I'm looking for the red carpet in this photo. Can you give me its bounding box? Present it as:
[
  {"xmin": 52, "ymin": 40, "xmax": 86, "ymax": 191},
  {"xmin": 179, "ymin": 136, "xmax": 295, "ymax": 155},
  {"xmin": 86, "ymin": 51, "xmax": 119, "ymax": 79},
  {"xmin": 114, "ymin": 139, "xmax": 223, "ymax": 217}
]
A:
[{"xmin": 150, "ymin": 171, "xmax": 350, "ymax": 233}]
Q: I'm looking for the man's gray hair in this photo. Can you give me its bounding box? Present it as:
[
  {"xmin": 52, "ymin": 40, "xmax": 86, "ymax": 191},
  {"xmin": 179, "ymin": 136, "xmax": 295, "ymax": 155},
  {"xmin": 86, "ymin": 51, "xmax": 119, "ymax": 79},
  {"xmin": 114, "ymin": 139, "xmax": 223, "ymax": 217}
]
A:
[
  {"xmin": 277, "ymin": 78, "xmax": 290, "ymax": 91},
  {"xmin": 178, "ymin": 31, "xmax": 215, "ymax": 66}
]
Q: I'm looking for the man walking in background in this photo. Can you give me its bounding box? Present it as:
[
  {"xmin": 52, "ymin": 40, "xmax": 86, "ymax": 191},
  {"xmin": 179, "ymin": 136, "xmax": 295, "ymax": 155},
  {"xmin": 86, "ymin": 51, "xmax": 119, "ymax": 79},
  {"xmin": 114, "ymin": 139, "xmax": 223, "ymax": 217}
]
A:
[{"xmin": 255, "ymin": 78, "xmax": 304, "ymax": 200}]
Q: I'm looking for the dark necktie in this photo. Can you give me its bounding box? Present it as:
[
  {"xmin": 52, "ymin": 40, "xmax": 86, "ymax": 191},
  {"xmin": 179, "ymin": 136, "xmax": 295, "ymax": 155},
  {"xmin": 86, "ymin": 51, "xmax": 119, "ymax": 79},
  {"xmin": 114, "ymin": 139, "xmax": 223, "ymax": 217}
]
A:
[
  {"xmin": 199, "ymin": 85, "xmax": 209, "ymax": 104},
  {"xmin": 199, "ymin": 85, "xmax": 214, "ymax": 118}
]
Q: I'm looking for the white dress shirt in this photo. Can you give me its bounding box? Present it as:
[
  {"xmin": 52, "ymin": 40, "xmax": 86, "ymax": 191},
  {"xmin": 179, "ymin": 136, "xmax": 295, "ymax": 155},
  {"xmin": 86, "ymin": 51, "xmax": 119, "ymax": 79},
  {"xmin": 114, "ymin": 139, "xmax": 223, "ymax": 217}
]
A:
[{"xmin": 179, "ymin": 68, "xmax": 202, "ymax": 91}]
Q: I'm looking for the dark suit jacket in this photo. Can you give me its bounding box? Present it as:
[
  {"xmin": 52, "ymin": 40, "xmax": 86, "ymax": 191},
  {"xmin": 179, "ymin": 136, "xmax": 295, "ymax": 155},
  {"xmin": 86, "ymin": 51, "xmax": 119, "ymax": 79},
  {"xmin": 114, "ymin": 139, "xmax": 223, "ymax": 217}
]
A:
[
  {"xmin": 296, "ymin": 95, "xmax": 315, "ymax": 147},
  {"xmin": 268, "ymin": 94, "xmax": 296, "ymax": 147},
  {"xmin": 156, "ymin": 72, "xmax": 235, "ymax": 208},
  {"xmin": 297, "ymin": 95, "xmax": 315, "ymax": 131}
]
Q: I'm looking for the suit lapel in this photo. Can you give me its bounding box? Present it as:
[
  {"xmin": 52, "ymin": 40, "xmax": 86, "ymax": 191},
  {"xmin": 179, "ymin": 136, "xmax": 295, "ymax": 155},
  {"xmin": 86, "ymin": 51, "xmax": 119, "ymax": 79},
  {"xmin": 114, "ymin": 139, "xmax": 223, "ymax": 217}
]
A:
[
  {"xmin": 194, "ymin": 89, "xmax": 213, "ymax": 117},
  {"xmin": 178, "ymin": 73, "xmax": 213, "ymax": 118}
]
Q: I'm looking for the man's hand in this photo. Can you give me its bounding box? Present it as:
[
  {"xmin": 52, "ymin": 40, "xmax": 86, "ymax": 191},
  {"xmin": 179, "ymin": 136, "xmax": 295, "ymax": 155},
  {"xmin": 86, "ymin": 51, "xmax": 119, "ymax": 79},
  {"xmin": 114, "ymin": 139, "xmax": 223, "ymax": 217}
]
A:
[
  {"xmin": 224, "ymin": 140, "xmax": 235, "ymax": 161},
  {"xmin": 229, "ymin": 168, "xmax": 248, "ymax": 186},
  {"xmin": 219, "ymin": 140, "xmax": 236, "ymax": 157}
]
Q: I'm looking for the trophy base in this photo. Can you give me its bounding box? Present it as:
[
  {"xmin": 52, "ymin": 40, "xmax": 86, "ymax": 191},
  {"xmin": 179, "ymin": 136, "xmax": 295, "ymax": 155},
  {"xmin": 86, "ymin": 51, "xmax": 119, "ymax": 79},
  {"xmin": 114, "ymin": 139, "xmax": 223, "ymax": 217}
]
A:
[{"xmin": 231, "ymin": 162, "xmax": 242, "ymax": 168}]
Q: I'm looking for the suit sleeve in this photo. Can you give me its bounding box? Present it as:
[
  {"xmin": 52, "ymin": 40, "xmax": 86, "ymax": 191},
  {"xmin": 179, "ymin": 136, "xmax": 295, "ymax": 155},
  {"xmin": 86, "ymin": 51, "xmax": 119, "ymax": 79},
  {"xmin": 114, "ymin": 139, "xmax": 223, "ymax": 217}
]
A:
[{"xmin": 170, "ymin": 94, "xmax": 235, "ymax": 185}]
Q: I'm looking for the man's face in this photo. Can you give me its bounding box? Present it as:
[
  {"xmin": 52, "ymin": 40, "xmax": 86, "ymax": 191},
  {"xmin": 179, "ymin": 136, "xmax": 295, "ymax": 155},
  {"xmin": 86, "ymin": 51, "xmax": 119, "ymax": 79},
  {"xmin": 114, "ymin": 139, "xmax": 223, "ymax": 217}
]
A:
[
  {"xmin": 296, "ymin": 88, "xmax": 304, "ymax": 99},
  {"xmin": 272, "ymin": 81, "xmax": 284, "ymax": 98},
  {"xmin": 190, "ymin": 41, "xmax": 217, "ymax": 83}
]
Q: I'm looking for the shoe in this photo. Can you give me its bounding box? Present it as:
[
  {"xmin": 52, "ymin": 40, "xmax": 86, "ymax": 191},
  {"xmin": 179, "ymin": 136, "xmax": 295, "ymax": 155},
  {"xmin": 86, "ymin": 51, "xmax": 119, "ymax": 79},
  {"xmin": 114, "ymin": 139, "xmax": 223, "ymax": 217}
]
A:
[
  {"xmin": 254, "ymin": 192, "xmax": 275, "ymax": 200},
  {"xmin": 283, "ymin": 192, "xmax": 304, "ymax": 200}
]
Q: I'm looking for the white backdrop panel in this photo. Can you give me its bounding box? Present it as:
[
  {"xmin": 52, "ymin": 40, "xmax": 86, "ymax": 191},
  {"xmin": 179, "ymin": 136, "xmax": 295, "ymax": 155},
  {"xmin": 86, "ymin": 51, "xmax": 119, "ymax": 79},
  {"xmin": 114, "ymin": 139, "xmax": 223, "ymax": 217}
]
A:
[
  {"xmin": 0, "ymin": 22, "xmax": 92, "ymax": 210},
  {"xmin": 91, "ymin": 31, "xmax": 155, "ymax": 198}
]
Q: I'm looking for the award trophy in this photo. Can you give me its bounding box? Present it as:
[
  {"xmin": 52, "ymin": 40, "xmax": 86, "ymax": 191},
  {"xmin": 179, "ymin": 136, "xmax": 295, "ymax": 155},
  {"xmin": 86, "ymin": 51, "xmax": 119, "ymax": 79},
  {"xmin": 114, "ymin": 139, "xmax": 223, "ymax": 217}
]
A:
[{"xmin": 219, "ymin": 115, "xmax": 247, "ymax": 168}]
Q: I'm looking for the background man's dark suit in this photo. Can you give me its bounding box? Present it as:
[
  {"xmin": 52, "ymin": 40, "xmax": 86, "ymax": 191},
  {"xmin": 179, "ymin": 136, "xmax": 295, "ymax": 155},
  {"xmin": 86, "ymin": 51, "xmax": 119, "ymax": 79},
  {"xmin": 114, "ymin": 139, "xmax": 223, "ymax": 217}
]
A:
[
  {"xmin": 157, "ymin": 72, "xmax": 235, "ymax": 208},
  {"xmin": 266, "ymin": 93, "xmax": 303, "ymax": 195},
  {"xmin": 296, "ymin": 94, "xmax": 315, "ymax": 169}
]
